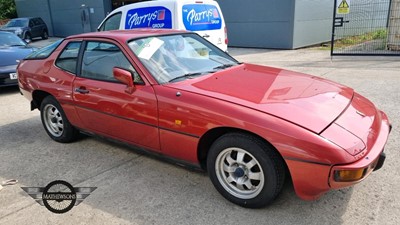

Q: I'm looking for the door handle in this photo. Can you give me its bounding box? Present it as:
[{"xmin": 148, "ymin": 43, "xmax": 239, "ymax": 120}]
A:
[
  {"xmin": 75, "ymin": 87, "xmax": 89, "ymax": 94},
  {"xmin": 203, "ymin": 34, "xmax": 210, "ymax": 38}
]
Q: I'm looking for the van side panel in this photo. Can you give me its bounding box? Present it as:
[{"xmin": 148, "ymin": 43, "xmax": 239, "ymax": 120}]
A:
[
  {"xmin": 181, "ymin": 4, "xmax": 222, "ymax": 31},
  {"xmin": 100, "ymin": 0, "xmax": 227, "ymax": 51},
  {"xmin": 124, "ymin": 7, "xmax": 173, "ymax": 29},
  {"xmin": 178, "ymin": 1, "xmax": 227, "ymax": 51}
]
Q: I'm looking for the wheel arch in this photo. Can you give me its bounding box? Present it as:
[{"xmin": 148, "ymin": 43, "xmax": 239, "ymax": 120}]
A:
[
  {"xmin": 31, "ymin": 90, "xmax": 52, "ymax": 110},
  {"xmin": 24, "ymin": 31, "xmax": 31, "ymax": 38},
  {"xmin": 197, "ymin": 127, "xmax": 289, "ymax": 175}
]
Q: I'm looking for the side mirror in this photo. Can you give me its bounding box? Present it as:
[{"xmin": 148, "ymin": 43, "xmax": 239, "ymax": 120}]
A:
[{"xmin": 113, "ymin": 67, "xmax": 135, "ymax": 94}]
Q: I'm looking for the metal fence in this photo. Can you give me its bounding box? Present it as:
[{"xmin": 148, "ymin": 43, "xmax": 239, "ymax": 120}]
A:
[{"xmin": 331, "ymin": 0, "xmax": 400, "ymax": 56}]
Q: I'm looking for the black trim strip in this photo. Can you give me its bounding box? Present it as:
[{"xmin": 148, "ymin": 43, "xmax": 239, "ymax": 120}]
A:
[
  {"xmin": 159, "ymin": 127, "xmax": 200, "ymax": 138},
  {"xmin": 63, "ymin": 102, "xmax": 200, "ymax": 139},
  {"xmin": 284, "ymin": 157, "xmax": 332, "ymax": 166}
]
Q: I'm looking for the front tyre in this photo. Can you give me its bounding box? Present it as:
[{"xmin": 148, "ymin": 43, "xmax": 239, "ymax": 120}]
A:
[
  {"xmin": 207, "ymin": 133, "xmax": 285, "ymax": 208},
  {"xmin": 40, "ymin": 96, "xmax": 78, "ymax": 143}
]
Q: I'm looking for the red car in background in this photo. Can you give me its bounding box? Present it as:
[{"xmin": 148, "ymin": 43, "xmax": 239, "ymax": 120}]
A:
[{"xmin": 17, "ymin": 30, "xmax": 391, "ymax": 208}]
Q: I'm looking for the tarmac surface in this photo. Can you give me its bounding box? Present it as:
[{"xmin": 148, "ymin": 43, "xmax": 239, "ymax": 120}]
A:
[{"xmin": 0, "ymin": 38, "xmax": 399, "ymax": 224}]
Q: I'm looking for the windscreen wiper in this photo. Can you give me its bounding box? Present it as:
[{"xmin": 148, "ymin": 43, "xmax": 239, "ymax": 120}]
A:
[
  {"xmin": 213, "ymin": 63, "xmax": 238, "ymax": 70},
  {"xmin": 168, "ymin": 72, "xmax": 204, "ymax": 83}
]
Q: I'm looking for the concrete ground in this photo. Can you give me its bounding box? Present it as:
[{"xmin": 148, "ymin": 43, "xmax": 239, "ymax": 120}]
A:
[{"xmin": 0, "ymin": 38, "xmax": 399, "ymax": 224}]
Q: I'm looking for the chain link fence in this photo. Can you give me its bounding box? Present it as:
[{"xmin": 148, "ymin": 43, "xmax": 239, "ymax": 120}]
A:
[{"xmin": 331, "ymin": 0, "xmax": 400, "ymax": 56}]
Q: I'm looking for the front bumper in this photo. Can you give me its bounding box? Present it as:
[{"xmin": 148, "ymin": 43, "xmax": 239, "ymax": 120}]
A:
[
  {"xmin": 0, "ymin": 71, "xmax": 18, "ymax": 87},
  {"xmin": 328, "ymin": 112, "xmax": 391, "ymax": 189}
]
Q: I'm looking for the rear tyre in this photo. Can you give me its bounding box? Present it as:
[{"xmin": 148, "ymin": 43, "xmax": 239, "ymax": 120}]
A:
[
  {"xmin": 207, "ymin": 133, "xmax": 285, "ymax": 208},
  {"xmin": 40, "ymin": 96, "xmax": 78, "ymax": 143},
  {"xmin": 41, "ymin": 30, "xmax": 48, "ymax": 40}
]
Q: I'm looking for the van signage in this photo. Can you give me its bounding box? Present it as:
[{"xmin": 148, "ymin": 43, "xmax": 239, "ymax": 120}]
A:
[
  {"xmin": 182, "ymin": 4, "xmax": 222, "ymax": 31},
  {"xmin": 125, "ymin": 7, "xmax": 172, "ymax": 29}
]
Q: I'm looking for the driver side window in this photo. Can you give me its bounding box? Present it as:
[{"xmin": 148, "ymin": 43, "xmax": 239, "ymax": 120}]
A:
[{"xmin": 81, "ymin": 41, "xmax": 143, "ymax": 84}]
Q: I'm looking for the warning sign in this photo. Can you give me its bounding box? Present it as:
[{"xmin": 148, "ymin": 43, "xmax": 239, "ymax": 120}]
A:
[{"xmin": 337, "ymin": 0, "xmax": 350, "ymax": 14}]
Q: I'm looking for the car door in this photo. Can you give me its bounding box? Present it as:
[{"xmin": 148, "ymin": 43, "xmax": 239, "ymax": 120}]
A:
[
  {"xmin": 30, "ymin": 19, "xmax": 40, "ymax": 37},
  {"xmin": 72, "ymin": 40, "xmax": 160, "ymax": 151}
]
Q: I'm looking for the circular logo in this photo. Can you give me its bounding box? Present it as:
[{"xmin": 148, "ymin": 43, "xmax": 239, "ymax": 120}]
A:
[{"xmin": 42, "ymin": 180, "xmax": 76, "ymax": 214}]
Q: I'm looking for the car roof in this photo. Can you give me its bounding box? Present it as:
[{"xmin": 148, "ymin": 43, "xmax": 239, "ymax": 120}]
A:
[
  {"xmin": 9, "ymin": 17, "xmax": 41, "ymax": 20},
  {"xmin": 66, "ymin": 29, "xmax": 190, "ymax": 42}
]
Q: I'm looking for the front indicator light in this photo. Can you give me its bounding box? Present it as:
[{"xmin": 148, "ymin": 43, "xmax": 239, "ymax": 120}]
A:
[{"xmin": 334, "ymin": 169, "xmax": 366, "ymax": 182}]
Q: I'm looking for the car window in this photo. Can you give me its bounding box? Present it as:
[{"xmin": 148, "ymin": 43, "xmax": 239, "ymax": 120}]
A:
[
  {"xmin": 33, "ymin": 18, "xmax": 40, "ymax": 25},
  {"xmin": 26, "ymin": 39, "xmax": 63, "ymax": 59},
  {"xmin": 55, "ymin": 42, "xmax": 82, "ymax": 74},
  {"xmin": 5, "ymin": 19, "xmax": 28, "ymax": 28},
  {"xmin": 29, "ymin": 20, "xmax": 34, "ymax": 27},
  {"xmin": 0, "ymin": 32, "xmax": 26, "ymax": 47},
  {"xmin": 100, "ymin": 13, "xmax": 122, "ymax": 31},
  {"xmin": 81, "ymin": 41, "xmax": 143, "ymax": 83}
]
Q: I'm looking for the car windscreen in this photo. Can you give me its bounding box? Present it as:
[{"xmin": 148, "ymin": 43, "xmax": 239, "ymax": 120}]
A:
[
  {"xmin": 25, "ymin": 39, "xmax": 63, "ymax": 59},
  {"xmin": 4, "ymin": 19, "xmax": 28, "ymax": 28},
  {"xmin": 128, "ymin": 33, "xmax": 238, "ymax": 84},
  {"xmin": 0, "ymin": 32, "xmax": 26, "ymax": 47}
]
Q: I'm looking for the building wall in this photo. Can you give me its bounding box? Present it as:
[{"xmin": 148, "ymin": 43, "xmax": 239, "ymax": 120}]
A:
[
  {"xmin": 15, "ymin": 0, "xmax": 111, "ymax": 37},
  {"xmin": 292, "ymin": 0, "xmax": 333, "ymax": 49},
  {"xmin": 15, "ymin": 0, "xmax": 53, "ymax": 35},
  {"xmin": 49, "ymin": 0, "xmax": 108, "ymax": 36},
  {"xmin": 217, "ymin": 0, "xmax": 295, "ymax": 49}
]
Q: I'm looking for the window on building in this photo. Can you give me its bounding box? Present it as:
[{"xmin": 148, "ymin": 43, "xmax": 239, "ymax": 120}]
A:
[{"xmin": 112, "ymin": 0, "xmax": 143, "ymax": 10}]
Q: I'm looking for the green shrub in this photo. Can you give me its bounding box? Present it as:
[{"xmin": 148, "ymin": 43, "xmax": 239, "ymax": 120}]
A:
[{"xmin": 0, "ymin": 0, "xmax": 17, "ymax": 19}]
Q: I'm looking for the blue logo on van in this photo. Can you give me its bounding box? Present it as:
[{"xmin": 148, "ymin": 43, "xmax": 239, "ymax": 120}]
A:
[
  {"xmin": 125, "ymin": 7, "xmax": 172, "ymax": 29},
  {"xmin": 182, "ymin": 4, "xmax": 222, "ymax": 31}
]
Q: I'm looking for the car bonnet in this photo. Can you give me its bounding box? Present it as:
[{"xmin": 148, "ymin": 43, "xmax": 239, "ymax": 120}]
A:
[{"xmin": 169, "ymin": 63, "xmax": 354, "ymax": 133}]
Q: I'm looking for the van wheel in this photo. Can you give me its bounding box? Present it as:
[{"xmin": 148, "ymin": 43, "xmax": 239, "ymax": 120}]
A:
[
  {"xmin": 207, "ymin": 133, "xmax": 285, "ymax": 208},
  {"xmin": 40, "ymin": 96, "xmax": 79, "ymax": 143}
]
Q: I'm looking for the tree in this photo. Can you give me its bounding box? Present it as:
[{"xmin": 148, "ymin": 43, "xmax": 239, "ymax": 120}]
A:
[{"xmin": 0, "ymin": 0, "xmax": 17, "ymax": 19}]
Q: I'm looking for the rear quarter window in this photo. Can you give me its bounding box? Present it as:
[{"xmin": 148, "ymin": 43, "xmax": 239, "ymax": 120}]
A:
[
  {"xmin": 182, "ymin": 4, "xmax": 222, "ymax": 31},
  {"xmin": 25, "ymin": 39, "xmax": 63, "ymax": 59},
  {"xmin": 55, "ymin": 42, "xmax": 82, "ymax": 74}
]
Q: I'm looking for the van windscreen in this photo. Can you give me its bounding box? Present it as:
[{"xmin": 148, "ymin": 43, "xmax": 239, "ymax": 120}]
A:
[{"xmin": 182, "ymin": 4, "xmax": 222, "ymax": 31}]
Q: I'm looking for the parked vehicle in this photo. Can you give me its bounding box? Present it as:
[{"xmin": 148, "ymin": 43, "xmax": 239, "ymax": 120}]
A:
[
  {"xmin": 98, "ymin": 0, "xmax": 228, "ymax": 51},
  {"xmin": 0, "ymin": 31, "xmax": 36, "ymax": 87},
  {"xmin": 17, "ymin": 29, "xmax": 390, "ymax": 208},
  {"xmin": 0, "ymin": 17, "xmax": 48, "ymax": 41}
]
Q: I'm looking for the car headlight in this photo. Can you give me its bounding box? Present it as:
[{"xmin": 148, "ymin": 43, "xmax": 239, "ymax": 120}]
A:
[{"xmin": 15, "ymin": 28, "xmax": 23, "ymax": 35}]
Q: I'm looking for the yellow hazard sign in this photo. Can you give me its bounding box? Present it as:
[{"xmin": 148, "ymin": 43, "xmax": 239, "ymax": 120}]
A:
[{"xmin": 338, "ymin": 0, "xmax": 350, "ymax": 14}]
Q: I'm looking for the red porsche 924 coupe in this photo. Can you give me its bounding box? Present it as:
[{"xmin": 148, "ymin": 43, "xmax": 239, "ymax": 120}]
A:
[{"xmin": 17, "ymin": 29, "xmax": 391, "ymax": 208}]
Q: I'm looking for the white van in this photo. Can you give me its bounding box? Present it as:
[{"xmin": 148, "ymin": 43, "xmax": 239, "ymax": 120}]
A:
[{"xmin": 97, "ymin": 0, "xmax": 228, "ymax": 51}]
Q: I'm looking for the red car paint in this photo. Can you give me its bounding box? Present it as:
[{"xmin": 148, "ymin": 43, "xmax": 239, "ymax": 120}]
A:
[{"xmin": 17, "ymin": 30, "xmax": 390, "ymax": 201}]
